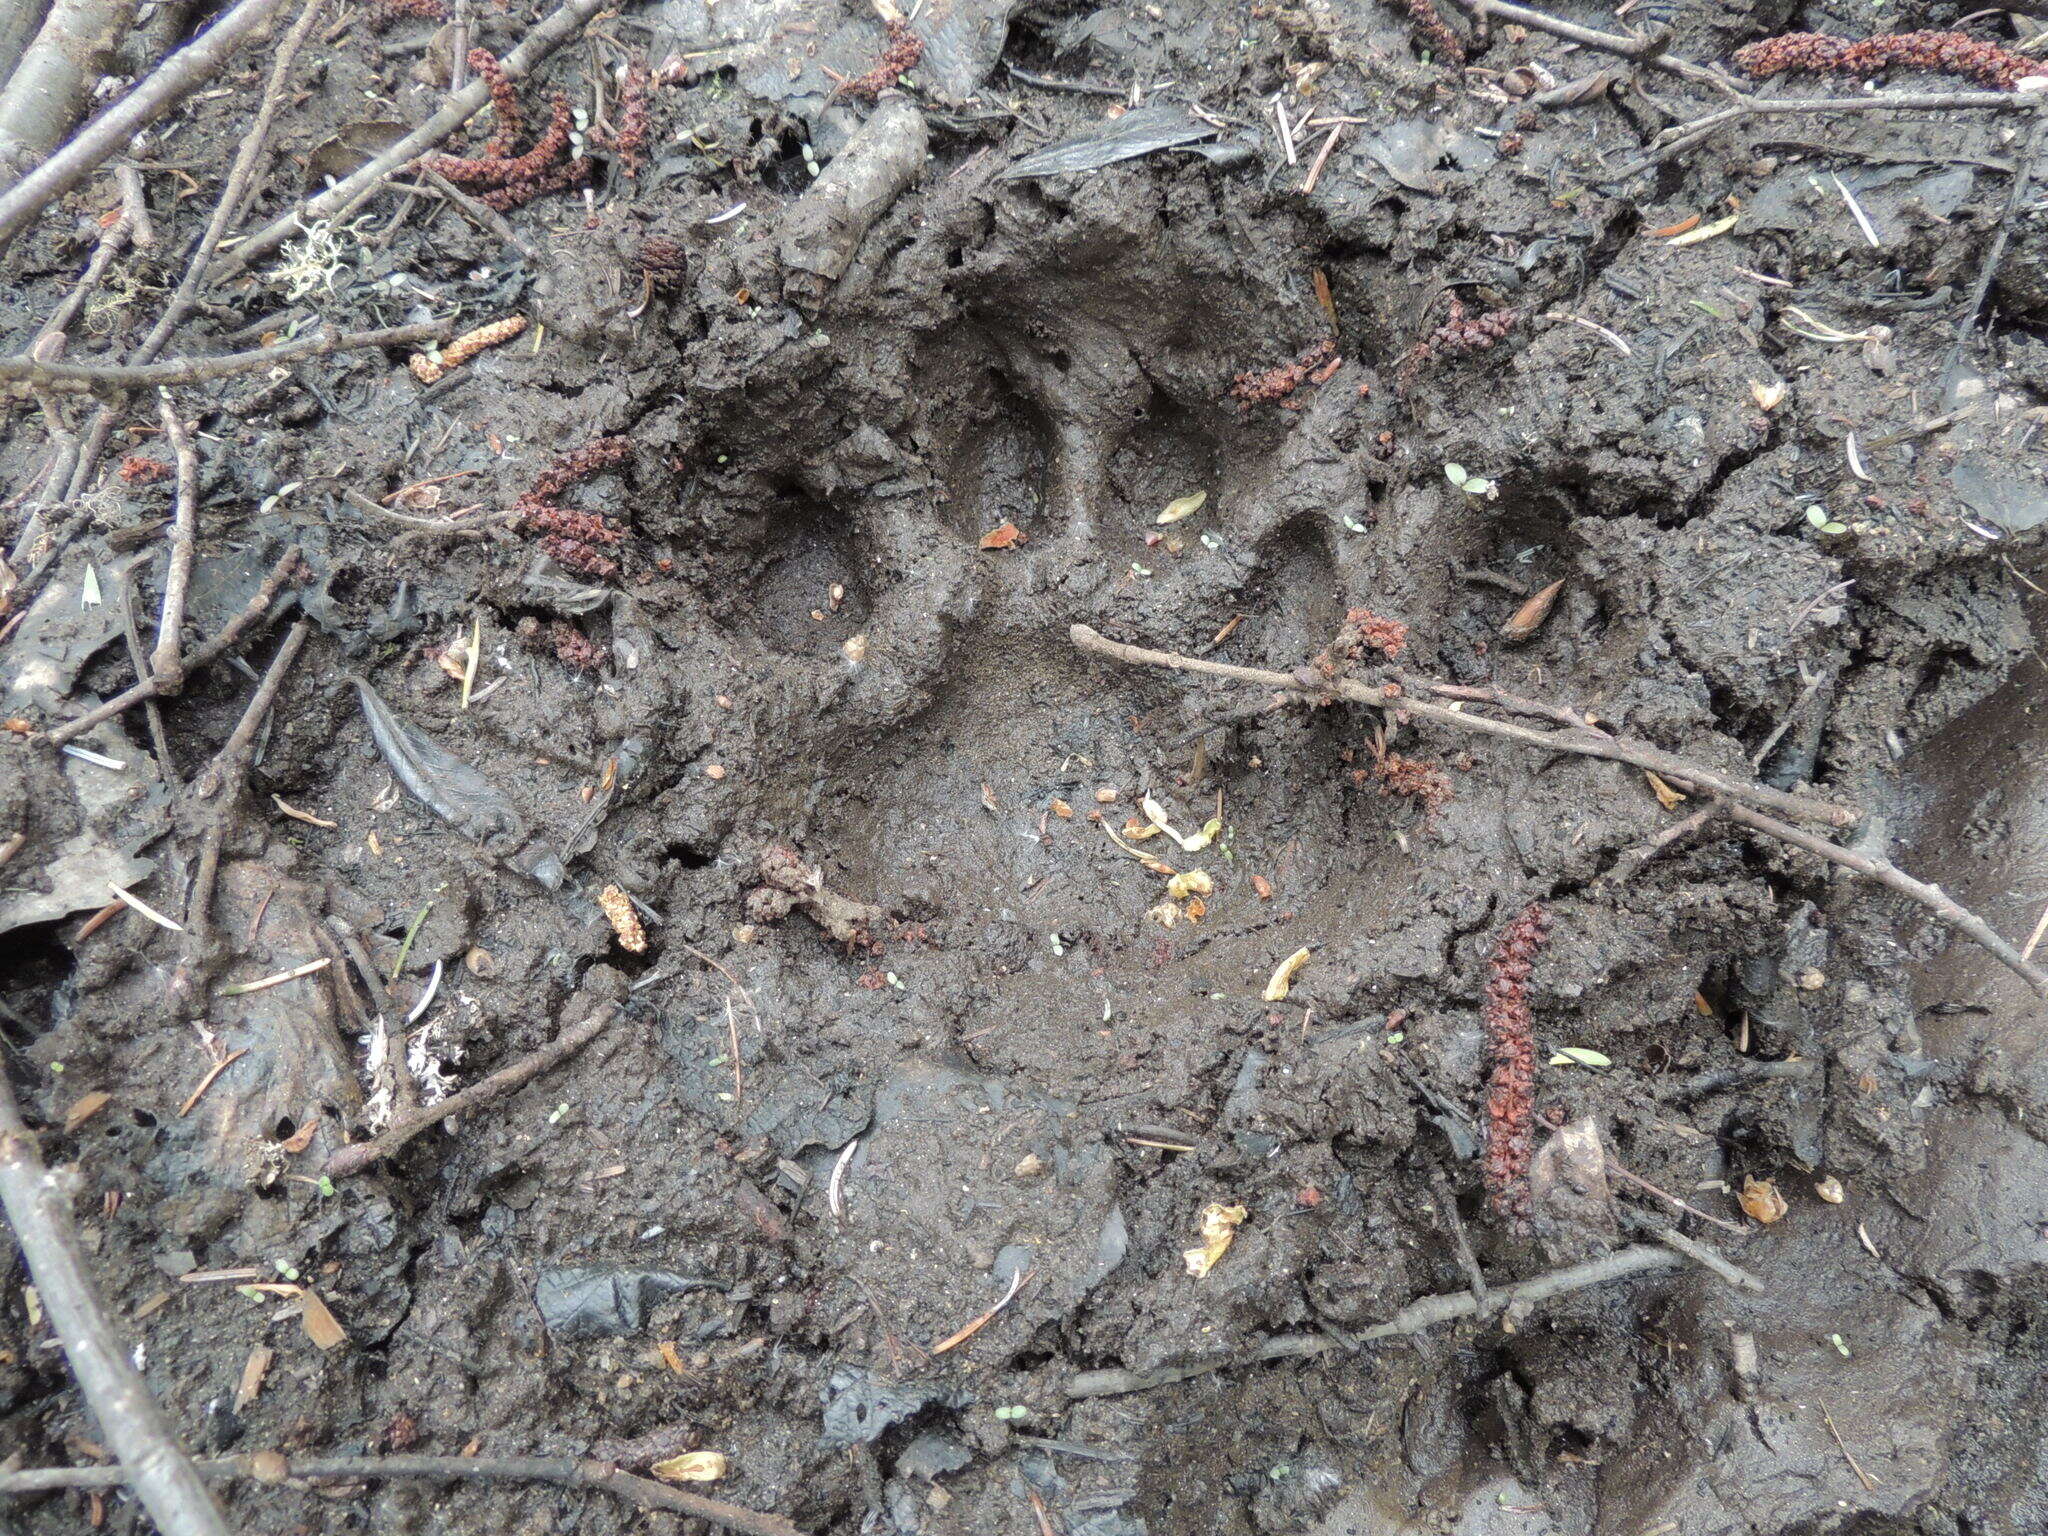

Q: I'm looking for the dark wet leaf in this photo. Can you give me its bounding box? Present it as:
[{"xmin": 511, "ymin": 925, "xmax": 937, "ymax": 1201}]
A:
[
  {"xmin": 820, "ymin": 1368, "xmax": 968, "ymax": 1448},
  {"xmin": 302, "ymin": 122, "xmax": 412, "ymax": 192},
  {"xmin": 897, "ymin": 1431, "xmax": 973, "ymax": 1480},
  {"xmin": 998, "ymin": 106, "xmax": 1218, "ymax": 180},
  {"xmin": 1360, "ymin": 118, "xmax": 1448, "ymax": 194},
  {"xmin": 533, "ymin": 1266, "xmax": 725, "ymax": 1339}
]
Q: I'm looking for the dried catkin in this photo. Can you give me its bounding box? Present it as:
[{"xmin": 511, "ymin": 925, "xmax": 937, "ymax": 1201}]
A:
[{"xmin": 1482, "ymin": 902, "xmax": 1550, "ymax": 1224}]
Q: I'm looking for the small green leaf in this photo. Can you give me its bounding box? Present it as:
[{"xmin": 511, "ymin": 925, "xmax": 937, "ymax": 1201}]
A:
[
  {"xmin": 1820, "ymin": 521, "xmax": 1848, "ymax": 535},
  {"xmin": 1386, "ymin": 1031, "xmax": 1406, "ymax": 1045},
  {"xmin": 1444, "ymin": 463, "xmax": 1470, "ymax": 488},
  {"xmin": 1551, "ymin": 1046, "xmax": 1612, "ymax": 1068},
  {"xmin": 1341, "ymin": 515, "xmax": 1368, "ymax": 533},
  {"xmin": 1830, "ymin": 1333, "xmax": 1851, "ymax": 1357},
  {"xmin": 1806, "ymin": 506, "xmax": 1829, "ymax": 528},
  {"xmin": 1463, "ymin": 477, "xmax": 1495, "ymax": 496},
  {"xmin": 316, "ymin": 1176, "xmax": 335, "ymax": 1198}
]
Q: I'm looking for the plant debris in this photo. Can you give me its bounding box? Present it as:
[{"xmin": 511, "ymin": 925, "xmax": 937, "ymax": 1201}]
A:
[{"xmin": 1482, "ymin": 903, "xmax": 1550, "ymax": 1225}]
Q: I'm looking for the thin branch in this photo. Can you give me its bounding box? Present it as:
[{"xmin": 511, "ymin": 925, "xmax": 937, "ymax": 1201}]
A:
[
  {"xmin": 193, "ymin": 620, "xmax": 311, "ymax": 801},
  {"xmin": 0, "ymin": 0, "xmax": 136, "ymax": 177},
  {"xmin": 0, "ymin": 321, "xmax": 451, "ymax": 401},
  {"xmin": 1065, "ymin": 1245, "xmax": 1684, "ymax": 1397},
  {"xmin": 151, "ymin": 393, "xmax": 200, "ymax": 690},
  {"xmin": 0, "ymin": 0, "xmax": 293, "ymax": 255},
  {"xmin": 1942, "ymin": 101, "xmax": 2048, "ymax": 398},
  {"xmin": 217, "ymin": 0, "xmax": 612, "ymax": 276},
  {"xmin": 48, "ymin": 546, "xmax": 304, "ymax": 746},
  {"xmin": 1718, "ymin": 799, "xmax": 2048, "ymax": 996},
  {"xmin": 0, "ymin": 1077, "xmax": 234, "ymax": 1536},
  {"xmin": 1602, "ymin": 803, "xmax": 1722, "ymax": 883},
  {"xmin": 1068, "ymin": 623, "xmax": 1858, "ymax": 828},
  {"xmin": 1635, "ymin": 1217, "xmax": 1765, "ymax": 1292},
  {"xmin": 0, "ymin": 1452, "xmax": 804, "ymax": 1536},
  {"xmin": 1607, "ymin": 1159, "xmax": 1746, "ymax": 1234},
  {"xmin": 118, "ymin": 559, "xmax": 178, "ymax": 788},
  {"xmin": 325, "ymin": 1000, "xmax": 621, "ymax": 1178}
]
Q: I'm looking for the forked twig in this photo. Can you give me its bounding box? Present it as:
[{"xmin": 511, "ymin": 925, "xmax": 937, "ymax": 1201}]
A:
[{"xmin": 1071, "ymin": 625, "xmax": 2044, "ymax": 995}]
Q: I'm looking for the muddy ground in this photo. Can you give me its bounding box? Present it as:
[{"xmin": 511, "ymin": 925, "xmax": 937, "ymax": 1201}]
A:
[{"xmin": 5, "ymin": 0, "xmax": 2048, "ymax": 1529}]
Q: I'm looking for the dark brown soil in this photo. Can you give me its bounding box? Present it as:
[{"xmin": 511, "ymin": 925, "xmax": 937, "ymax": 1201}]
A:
[{"xmin": 5, "ymin": 0, "xmax": 2048, "ymax": 1531}]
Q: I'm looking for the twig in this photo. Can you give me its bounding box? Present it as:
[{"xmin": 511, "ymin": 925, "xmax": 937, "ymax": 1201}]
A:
[
  {"xmin": 217, "ymin": 0, "xmax": 612, "ymax": 275},
  {"xmin": 1068, "ymin": 624, "xmax": 1857, "ymax": 828},
  {"xmin": 48, "ymin": 546, "xmax": 303, "ymax": 747},
  {"xmin": 1717, "ymin": 799, "xmax": 2048, "ymax": 997},
  {"xmin": 1065, "ymin": 1245, "xmax": 1684, "ymax": 1397},
  {"xmin": 1427, "ymin": 1164, "xmax": 1488, "ymax": 1304},
  {"xmin": 325, "ymin": 1000, "xmax": 621, "ymax": 1178},
  {"xmin": 418, "ymin": 167, "xmax": 538, "ymax": 258},
  {"xmin": 1602, "ymin": 803, "xmax": 1722, "ymax": 883},
  {"xmin": 1300, "ymin": 124, "xmax": 1342, "ymax": 193},
  {"xmin": 1635, "ymin": 1218, "xmax": 1764, "ymax": 1291},
  {"xmin": 119, "ymin": 560, "xmax": 179, "ymax": 787},
  {"xmin": 176, "ymin": 1048, "xmax": 248, "ymax": 1117},
  {"xmin": 128, "ymin": 0, "xmax": 331, "ymax": 371},
  {"xmin": 32, "ymin": 163, "xmax": 149, "ymax": 347},
  {"xmin": 1819, "ymin": 1400, "xmax": 1881, "ymax": 1493},
  {"xmin": 192, "ymin": 619, "xmax": 310, "ymax": 799},
  {"xmin": 676, "ymin": 938, "xmax": 764, "ymax": 1034},
  {"xmin": 0, "ymin": 1076, "xmax": 235, "ymax": 1536},
  {"xmin": 930, "ymin": 1266, "xmax": 1030, "ymax": 1353},
  {"xmin": 0, "ymin": 0, "xmax": 293, "ymax": 255},
  {"xmin": 1941, "ymin": 101, "xmax": 2048, "ymax": 399},
  {"xmin": 1750, "ymin": 662, "xmax": 1827, "ymax": 770},
  {"xmin": 151, "ymin": 394, "xmax": 199, "ymax": 690},
  {"xmin": 1607, "ymin": 1159, "xmax": 1746, "ymax": 1234},
  {"xmin": 0, "ymin": 322, "xmax": 451, "ymax": 401},
  {"xmin": 0, "ymin": 1452, "xmax": 804, "ymax": 1536}
]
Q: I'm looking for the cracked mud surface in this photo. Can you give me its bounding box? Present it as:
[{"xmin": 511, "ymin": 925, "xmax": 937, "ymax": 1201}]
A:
[{"xmin": 5, "ymin": 0, "xmax": 2048, "ymax": 1530}]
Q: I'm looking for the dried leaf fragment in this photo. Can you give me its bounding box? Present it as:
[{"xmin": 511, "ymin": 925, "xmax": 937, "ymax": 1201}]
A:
[
  {"xmin": 978, "ymin": 522, "xmax": 1025, "ymax": 550},
  {"xmin": 1668, "ymin": 212, "xmax": 1739, "ymax": 247},
  {"xmin": 599, "ymin": 885, "xmax": 647, "ymax": 953},
  {"xmin": 1750, "ymin": 378, "xmax": 1787, "ymax": 411},
  {"xmin": 1644, "ymin": 770, "xmax": 1687, "ymax": 810},
  {"xmin": 1251, "ymin": 874, "xmax": 1274, "ymax": 900},
  {"xmin": 1501, "ymin": 578, "xmax": 1564, "ymax": 643},
  {"xmin": 1262, "ymin": 945, "xmax": 1312, "ymax": 1001},
  {"xmin": 1650, "ymin": 213, "xmax": 1701, "ymax": 238},
  {"xmin": 651, "ymin": 1451, "xmax": 728, "ymax": 1483},
  {"xmin": 1050, "ymin": 798, "xmax": 1073, "ymax": 819},
  {"xmin": 1814, "ymin": 1175, "xmax": 1845, "ymax": 1204},
  {"xmin": 299, "ymin": 1287, "xmax": 349, "ymax": 1350},
  {"xmin": 64, "ymin": 1091, "xmax": 112, "ymax": 1131},
  {"xmin": 1183, "ymin": 1202, "xmax": 1247, "ymax": 1278},
  {"xmin": 1157, "ymin": 491, "xmax": 1208, "ymax": 525},
  {"xmin": 1165, "ymin": 869, "xmax": 1213, "ymax": 902},
  {"xmin": 1738, "ymin": 1175, "xmax": 1788, "ymax": 1225}
]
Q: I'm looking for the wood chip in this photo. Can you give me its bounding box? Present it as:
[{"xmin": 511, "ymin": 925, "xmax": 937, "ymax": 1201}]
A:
[
  {"xmin": 978, "ymin": 522, "xmax": 1025, "ymax": 550},
  {"xmin": 64, "ymin": 1090, "xmax": 112, "ymax": 1131},
  {"xmin": 132, "ymin": 1291, "xmax": 174, "ymax": 1322},
  {"xmin": 235, "ymin": 1345, "xmax": 274, "ymax": 1410},
  {"xmin": 299, "ymin": 1287, "xmax": 348, "ymax": 1350},
  {"xmin": 219, "ymin": 957, "xmax": 331, "ymax": 995}
]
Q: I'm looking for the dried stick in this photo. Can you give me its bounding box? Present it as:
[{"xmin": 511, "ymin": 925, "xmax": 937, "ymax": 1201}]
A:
[
  {"xmin": 1940, "ymin": 102, "xmax": 2048, "ymax": 398},
  {"xmin": 1065, "ymin": 1245, "xmax": 1684, "ymax": 1397},
  {"xmin": 1717, "ymin": 800, "xmax": 2048, "ymax": 996},
  {"xmin": 32, "ymin": 162, "xmax": 149, "ymax": 348},
  {"xmin": 0, "ymin": 1452, "xmax": 804, "ymax": 1536},
  {"xmin": 48, "ymin": 546, "xmax": 303, "ymax": 746},
  {"xmin": 1602, "ymin": 803, "xmax": 1722, "ymax": 883},
  {"xmin": 1607, "ymin": 1159, "xmax": 1745, "ymax": 1234},
  {"xmin": 118, "ymin": 560, "xmax": 178, "ymax": 787},
  {"xmin": 0, "ymin": 1076, "xmax": 234, "ymax": 1536},
  {"xmin": 325, "ymin": 1000, "xmax": 621, "ymax": 1178},
  {"xmin": 151, "ymin": 393, "xmax": 199, "ymax": 690},
  {"xmin": 191, "ymin": 620, "xmax": 310, "ymax": 801},
  {"xmin": 0, "ymin": 0, "xmax": 293, "ymax": 255},
  {"xmin": 131, "ymin": 0, "xmax": 329, "ymax": 368},
  {"xmin": 217, "ymin": 0, "xmax": 611, "ymax": 276},
  {"xmin": 1068, "ymin": 624, "xmax": 1857, "ymax": 828},
  {"xmin": 0, "ymin": 321, "xmax": 451, "ymax": 401},
  {"xmin": 1638, "ymin": 1219, "xmax": 1763, "ymax": 1292},
  {"xmin": 0, "ymin": 0, "xmax": 135, "ymax": 177}
]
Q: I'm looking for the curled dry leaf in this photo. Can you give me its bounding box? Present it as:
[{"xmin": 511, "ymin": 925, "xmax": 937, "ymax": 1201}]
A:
[
  {"xmin": 1644, "ymin": 770, "xmax": 1688, "ymax": 811},
  {"xmin": 1738, "ymin": 1175, "xmax": 1788, "ymax": 1225},
  {"xmin": 1146, "ymin": 901, "xmax": 1181, "ymax": 928},
  {"xmin": 1262, "ymin": 945, "xmax": 1312, "ymax": 1001},
  {"xmin": 1157, "ymin": 490, "xmax": 1208, "ymax": 525},
  {"xmin": 1182, "ymin": 1202, "xmax": 1247, "ymax": 1278},
  {"xmin": 1814, "ymin": 1175, "xmax": 1845, "ymax": 1204},
  {"xmin": 651, "ymin": 1451, "xmax": 728, "ymax": 1483},
  {"xmin": 978, "ymin": 522, "xmax": 1025, "ymax": 550},
  {"xmin": 1165, "ymin": 869, "xmax": 1213, "ymax": 901},
  {"xmin": 1501, "ymin": 578, "xmax": 1564, "ymax": 643}
]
